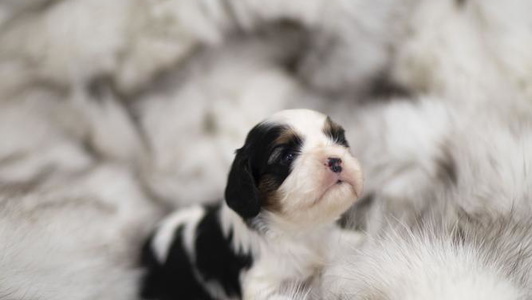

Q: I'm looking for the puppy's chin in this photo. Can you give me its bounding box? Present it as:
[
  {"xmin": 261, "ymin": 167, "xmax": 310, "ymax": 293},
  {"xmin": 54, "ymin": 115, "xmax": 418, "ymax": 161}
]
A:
[
  {"xmin": 303, "ymin": 182, "xmax": 358, "ymax": 226},
  {"xmin": 268, "ymin": 182, "xmax": 358, "ymax": 230}
]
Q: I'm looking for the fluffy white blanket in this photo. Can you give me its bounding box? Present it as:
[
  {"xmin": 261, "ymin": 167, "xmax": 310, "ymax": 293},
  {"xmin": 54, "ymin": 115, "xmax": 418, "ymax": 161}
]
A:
[{"xmin": 1, "ymin": 0, "xmax": 532, "ymax": 299}]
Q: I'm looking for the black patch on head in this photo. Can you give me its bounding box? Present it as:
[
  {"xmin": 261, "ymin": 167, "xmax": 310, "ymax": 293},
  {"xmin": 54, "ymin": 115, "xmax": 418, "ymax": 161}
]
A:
[
  {"xmin": 195, "ymin": 205, "xmax": 253, "ymax": 297},
  {"xmin": 323, "ymin": 117, "xmax": 349, "ymax": 147},
  {"xmin": 140, "ymin": 227, "xmax": 213, "ymax": 300},
  {"xmin": 225, "ymin": 123, "xmax": 302, "ymax": 219}
]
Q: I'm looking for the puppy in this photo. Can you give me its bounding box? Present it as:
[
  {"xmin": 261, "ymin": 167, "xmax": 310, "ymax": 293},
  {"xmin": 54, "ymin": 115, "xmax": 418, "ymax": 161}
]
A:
[{"xmin": 140, "ymin": 109, "xmax": 363, "ymax": 300}]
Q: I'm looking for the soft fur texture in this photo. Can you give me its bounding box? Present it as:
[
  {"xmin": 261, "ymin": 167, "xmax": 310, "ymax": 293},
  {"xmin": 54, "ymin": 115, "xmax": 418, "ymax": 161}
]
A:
[{"xmin": 2, "ymin": 0, "xmax": 532, "ymax": 299}]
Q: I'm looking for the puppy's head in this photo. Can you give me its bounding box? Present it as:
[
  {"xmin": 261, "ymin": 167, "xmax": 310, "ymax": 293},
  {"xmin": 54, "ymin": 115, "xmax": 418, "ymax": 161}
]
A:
[{"xmin": 225, "ymin": 109, "xmax": 363, "ymax": 227}]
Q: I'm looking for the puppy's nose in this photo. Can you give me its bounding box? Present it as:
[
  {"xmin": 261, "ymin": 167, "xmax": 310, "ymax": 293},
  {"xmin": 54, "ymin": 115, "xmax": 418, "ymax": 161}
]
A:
[{"xmin": 327, "ymin": 157, "xmax": 342, "ymax": 173}]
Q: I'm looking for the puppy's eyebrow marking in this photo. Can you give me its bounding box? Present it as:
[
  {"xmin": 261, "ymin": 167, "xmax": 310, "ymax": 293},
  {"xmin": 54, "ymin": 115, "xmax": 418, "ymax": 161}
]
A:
[
  {"xmin": 323, "ymin": 116, "xmax": 349, "ymax": 147},
  {"xmin": 266, "ymin": 127, "xmax": 303, "ymax": 164},
  {"xmin": 274, "ymin": 126, "xmax": 302, "ymax": 146}
]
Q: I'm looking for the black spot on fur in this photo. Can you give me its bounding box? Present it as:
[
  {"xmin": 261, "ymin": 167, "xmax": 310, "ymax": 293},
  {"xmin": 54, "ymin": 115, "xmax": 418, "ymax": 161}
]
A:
[
  {"xmin": 86, "ymin": 75, "xmax": 116, "ymax": 101},
  {"xmin": 195, "ymin": 205, "xmax": 253, "ymax": 298},
  {"xmin": 369, "ymin": 73, "xmax": 413, "ymax": 99},
  {"xmin": 436, "ymin": 147, "xmax": 458, "ymax": 186},
  {"xmin": 338, "ymin": 194, "xmax": 375, "ymax": 231},
  {"xmin": 140, "ymin": 227, "xmax": 213, "ymax": 300},
  {"xmin": 202, "ymin": 110, "xmax": 218, "ymax": 135},
  {"xmin": 455, "ymin": 0, "xmax": 466, "ymax": 8}
]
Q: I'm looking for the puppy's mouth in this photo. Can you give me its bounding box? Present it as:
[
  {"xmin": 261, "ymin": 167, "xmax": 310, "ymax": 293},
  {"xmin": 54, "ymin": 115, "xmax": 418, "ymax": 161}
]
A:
[
  {"xmin": 318, "ymin": 175, "xmax": 360, "ymax": 201},
  {"xmin": 335, "ymin": 177, "xmax": 359, "ymax": 197}
]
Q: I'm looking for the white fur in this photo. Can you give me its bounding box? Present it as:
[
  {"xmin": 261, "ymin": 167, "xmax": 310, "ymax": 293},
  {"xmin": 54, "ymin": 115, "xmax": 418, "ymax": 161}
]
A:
[
  {"xmin": 324, "ymin": 230, "xmax": 525, "ymax": 300},
  {"xmin": 391, "ymin": 0, "xmax": 532, "ymax": 101},
  {"xmin": 0, "ymin": 165, "xmax": 159, "ymax": 300}
]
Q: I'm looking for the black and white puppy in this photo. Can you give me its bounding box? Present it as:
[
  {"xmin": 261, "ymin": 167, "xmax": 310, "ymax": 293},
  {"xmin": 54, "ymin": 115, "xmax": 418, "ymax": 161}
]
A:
[{"xmin": 140, "ymin": 109, "xmax": 363, "ymax": 300}]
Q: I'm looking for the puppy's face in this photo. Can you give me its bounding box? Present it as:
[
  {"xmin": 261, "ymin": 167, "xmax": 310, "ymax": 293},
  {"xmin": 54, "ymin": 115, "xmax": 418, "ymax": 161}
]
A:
[{"xmin": 225, "ymin": 109, "xmax": 363, "ymax": 227}]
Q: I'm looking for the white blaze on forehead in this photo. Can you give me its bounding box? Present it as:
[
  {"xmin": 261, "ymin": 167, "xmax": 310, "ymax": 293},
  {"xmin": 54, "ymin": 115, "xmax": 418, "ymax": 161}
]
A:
[{"xmin": 266, "ymin": 109, "xmax": 329, "ymax": 148}]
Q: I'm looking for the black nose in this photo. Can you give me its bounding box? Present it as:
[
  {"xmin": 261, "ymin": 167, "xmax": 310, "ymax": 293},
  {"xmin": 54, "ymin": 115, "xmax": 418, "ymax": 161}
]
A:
[{"xmin": 328, "ymin": 157, "xmax": 342, "ymax": 173}]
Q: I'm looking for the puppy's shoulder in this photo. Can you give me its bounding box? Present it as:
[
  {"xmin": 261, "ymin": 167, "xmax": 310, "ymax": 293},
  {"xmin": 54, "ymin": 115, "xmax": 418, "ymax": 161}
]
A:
[
  {"xmin": 141, "ymin": 203, "xmax": 253, "ymax": 299},
  {"xmin": 150, "ymin": 205, "xmax": 207, "ymax": 262},
  {"xmin": 140, "ymin": 205, "xmax": 211, "ymax": 299}
]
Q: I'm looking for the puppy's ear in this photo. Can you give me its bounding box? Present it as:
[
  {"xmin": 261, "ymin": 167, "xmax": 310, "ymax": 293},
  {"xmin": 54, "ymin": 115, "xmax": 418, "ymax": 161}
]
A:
[{"xmin": 224, "ymin": 148, "xmax": 260, "ymax": 219}]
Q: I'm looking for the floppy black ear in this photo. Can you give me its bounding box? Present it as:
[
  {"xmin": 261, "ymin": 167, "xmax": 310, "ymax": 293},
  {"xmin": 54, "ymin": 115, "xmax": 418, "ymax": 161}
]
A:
[{"xmin": 224, "ymin": 148, "xmax": 260, "ymax": 219}]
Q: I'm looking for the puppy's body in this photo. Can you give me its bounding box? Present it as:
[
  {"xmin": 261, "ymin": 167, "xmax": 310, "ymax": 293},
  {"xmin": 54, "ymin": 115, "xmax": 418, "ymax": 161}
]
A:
[
  {"xmin": 141, "ymin": 203, "xmax": 343, "ymax": 299},
  {"xmin": 140, "ymin": 109, "xmax": 363, "ymax": 299}
]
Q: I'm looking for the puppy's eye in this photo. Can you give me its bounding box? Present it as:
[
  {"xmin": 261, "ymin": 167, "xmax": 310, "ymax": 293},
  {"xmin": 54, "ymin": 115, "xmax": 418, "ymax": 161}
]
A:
[
  {"xmin": 268, "ymin": 144, "xmax": 300, "ymax": 166},
  {"xmin": 281, "ymin": 151, "xmax": 296, "ymax": 165}
]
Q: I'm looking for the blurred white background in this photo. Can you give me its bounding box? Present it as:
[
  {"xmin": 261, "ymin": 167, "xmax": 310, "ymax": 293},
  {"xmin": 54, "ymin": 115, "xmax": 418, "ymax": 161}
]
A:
[{"xmin": 1, "ymin": 0, "xmax": 532, "ymax": 299}]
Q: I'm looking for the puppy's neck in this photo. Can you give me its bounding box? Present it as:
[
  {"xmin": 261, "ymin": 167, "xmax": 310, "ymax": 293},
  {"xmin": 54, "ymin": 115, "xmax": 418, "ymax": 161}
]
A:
[
  {"xmin": 220, "ymin": 202, "xmax": 335, "ymax": 256},
  {"xmin": 260, "ymin": 210, "xmax": 336, "ymax": 238}
]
